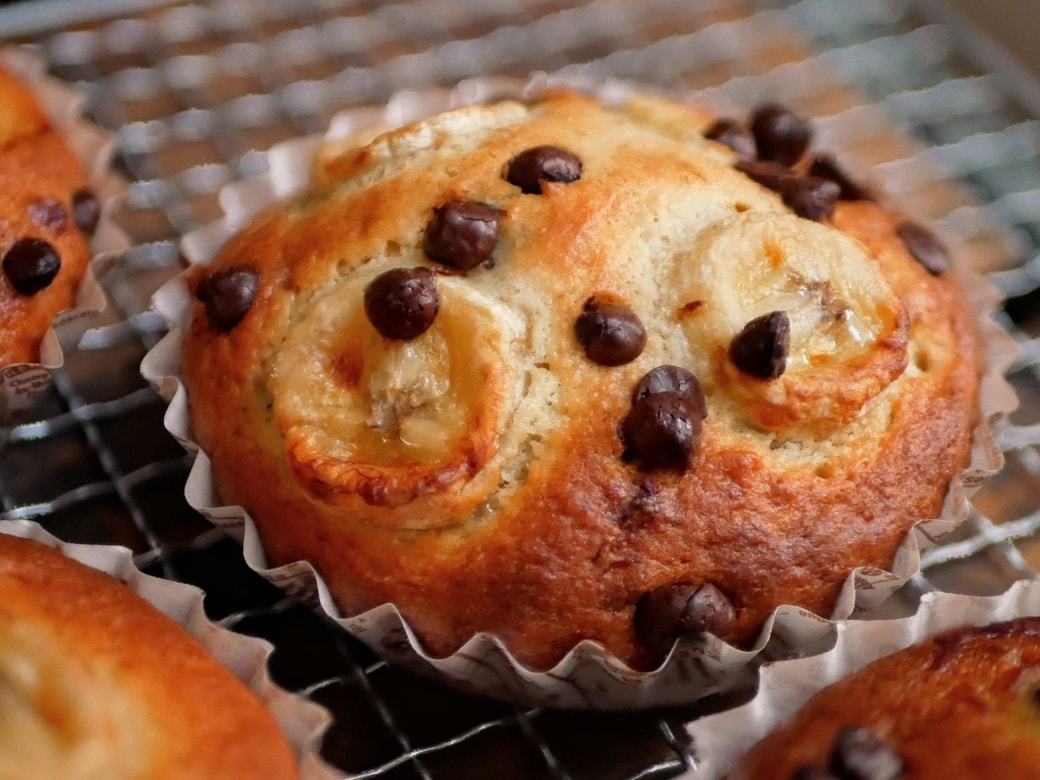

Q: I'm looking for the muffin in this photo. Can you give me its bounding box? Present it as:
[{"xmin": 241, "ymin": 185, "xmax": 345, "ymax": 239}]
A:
[
  {"xmin": 728, "ymin": 617, "xmax": 1040, "ymax": 779},
  {"xmin": 177, "ymin": 88, "xmax": 982, "ymax": 673},
  {"xmin": 0, "ymin": 531, "xmax": 301, "ymax": 779},
  {"xmin": 0, "ymin": 60, "xmax": 101, "ymax": 366}
]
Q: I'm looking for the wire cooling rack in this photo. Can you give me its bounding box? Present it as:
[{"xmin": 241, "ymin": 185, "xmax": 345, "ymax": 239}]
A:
[{"xmin": 3, "ymin": 1, "xmax": 1040, "ymax": 777}]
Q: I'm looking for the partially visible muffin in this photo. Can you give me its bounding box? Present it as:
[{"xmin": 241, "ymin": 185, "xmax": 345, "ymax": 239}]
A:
[
  {"xmin": 181, "ymin": 88, "xmax": 982, "ymax": 671},
  {"xmin": 729, "ymin": 618, "xmax": 1040, "ymax": 779},
  {"xmin": 0, "ymin": 62, "xmax": 100, "ymax": 366},
  {"xmin": 0, "ymin": 533, "xmax": 300, "ymax": 779}
]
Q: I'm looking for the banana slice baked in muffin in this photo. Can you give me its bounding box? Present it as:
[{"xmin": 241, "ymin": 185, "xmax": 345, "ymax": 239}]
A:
[
  {"xmin": 181, "ymin": 89, "xmax": 981, "ymax": 671},
  {"xmin": 0, "ymin": 62, "xmax": 101, "ymax": 366},
  {"xmin": 729, "ymin": 617, "xmax": 1040, "ymax": 779},
  {"xmin": 0, "ymin": 533, "xmax": 300, "ymax": 780}
]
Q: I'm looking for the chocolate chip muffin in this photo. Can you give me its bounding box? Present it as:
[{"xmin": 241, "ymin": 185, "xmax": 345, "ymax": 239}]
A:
[
  {"xmin": 0, "ymin": 532, "xmax": 300, "ymax": 779},
  {"xmin": 729, "ymin": 618, "xmax": 1040, "ymax": 779},
  {"xmin": 181, "ymin": 89, "xmax": 981, "ymax": 671},
  {"xmin": 0, "ymin": 62, "xmax": 100, "ymax": 366}
]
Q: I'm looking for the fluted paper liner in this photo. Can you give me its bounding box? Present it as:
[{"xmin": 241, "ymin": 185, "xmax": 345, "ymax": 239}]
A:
[
  {"xmin": 0, "ymin": 520, "xmax": 335, "ymax": 780},
  {"xmin": 142, "ymin": 74, "xmax": 1019, "ymax": 709},
  {"xmin": 0, "ymin": 46, "xmax": 128, "ymax": 427},
  {"xmin": 684, "ymin": 581, "xmax": 1040, "ymax": 778}
]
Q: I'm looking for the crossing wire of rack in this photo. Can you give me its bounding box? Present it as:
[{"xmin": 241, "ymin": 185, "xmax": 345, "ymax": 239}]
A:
[{"xmin": 2, "ymin": 0, "xmax": 1040, "ymax": 777}]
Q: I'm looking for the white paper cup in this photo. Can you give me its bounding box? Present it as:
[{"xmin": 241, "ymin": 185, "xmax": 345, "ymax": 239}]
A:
[
  {"xmin": 0, "ymin": 45, "xmax": 128, "ymax": 426},
  {"xmin": 143, "ymin": 74, "xmax": 1018, "ymax": 709},
  {"xmin": 0, "ymin": 520, "xmax": 336, "ymax": 780},
  {"xmin": 685, "ymin": 580, "xmax": 1040, "ymax": 778}
]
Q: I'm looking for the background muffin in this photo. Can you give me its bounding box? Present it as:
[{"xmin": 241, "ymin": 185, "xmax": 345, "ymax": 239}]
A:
[
  {"xmin": 0, "ymin": 60, "xmax": 100, "ymax": 366},
  {"xmin": 688, "ymin": 582, "xmax": 1040, "ymax": 778},
  {"xmin": 729, "ymin": 617, "xmax": 1040, "ymax": 779},
  {"xmin": 0, "ymin": 529, "xmax": 304, "ymax": 779},
  {"xmin": 174, "ymin": 87, "xmax": 985, "ymax": 675}
]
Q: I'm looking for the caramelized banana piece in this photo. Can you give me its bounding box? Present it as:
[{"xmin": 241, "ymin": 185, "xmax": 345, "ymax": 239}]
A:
[
  {"xmin": 674, "ymin": 212, "xmax": 908, "ymax": 436},
  {"xmin": 270, "ymin": 267, "xmax": 524, "ymax": 526}
]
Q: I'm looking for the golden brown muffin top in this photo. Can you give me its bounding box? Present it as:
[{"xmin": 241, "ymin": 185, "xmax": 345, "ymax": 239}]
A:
[{"xmin": 182, "ymin": 90, "xmax": 979, "ymax": 669}]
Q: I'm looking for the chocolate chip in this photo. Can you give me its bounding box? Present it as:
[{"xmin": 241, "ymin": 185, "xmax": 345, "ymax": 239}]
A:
[
  {"xmin": 634, "ymin": 582, "xmax": 736, "ymax": 657},
  {"xmin": 792, "ymin": 768, "xmax": 841, "ymax": 780},
  {"xmin": 828, "ymin": 727, "xmax": 904, "ymax": 780},
  {"xmin": 751, "ymin": 103, "xmax": 813, "ymax": 166},
  {"xmin": 623, "ymin": 392, "xmax": 701, "ymax": 470},
  {"xmin": 364, "ymin": 267, "xmax": 439, "ymax": 340},
  {"xmin": 782, "ymin": 176, "xmax": 840, "ymax": 221},
  {"xmin": 2, "ymin": 238, "xmax": 61, "ymax": 295},
  {"xmin": 196, "ymin": 264, "xmax": 260, "ymax": 331},
  {"xmin": 704, "ymin": 118, "xmax": 756, "ymax": 159},
  {"xmin": 896, "ymin": 221, "xmax": 949, "ymax": 276},
  {"xmin": 809, "ymin": 154, "xmax": 869, "ymax": 201},
  {"xmin": 71, "ymin": 189, "xmax": 102, "ymax": 236},
  {"xmin": 423, "ymin": 200, "xmax": 500, "ymax": 270},
  {"xmin": 28, "ymin": 198, "xmax": 69, "ymax": 232},
  {"xmin": 729, "ymin": 311, "xmax": 790, "ymax": 379},
  {"xmin": 633, "ymin": 366, "xmax": 707, "ymax": 420},
  {"xmin": 575, "ymin": 297, "xmax": 647, "ymax": 366},
  {"xmin": 505, "ymin": 145, "xmax": 582, "ymax": 194},
  {"xmin": 735, "ymin": 159, "xmax": 798, "ymax": 193},
  {"xmin": 735, "ymin": 160, "xmax": 838, "ymax": 220}
]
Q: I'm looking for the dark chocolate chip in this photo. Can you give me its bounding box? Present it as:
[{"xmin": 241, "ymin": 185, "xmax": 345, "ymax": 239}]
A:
[
  {"xmin": 2, "ymin": 238, "xmax": 61, "ymax": 296},
  {"xmin": 195, "ymin": 264, "xmax": 260, "ymax": 331},
  {"xmin": 71, "ymin": 189, "xmax": 102, "ymax": 236},
  {"xmin": 364, "ymin": 266, "xmax": 439, "ymax": 340},
  {"xmin": 809, "ymin": 154, "xmax": 869, "ymax": 201},
  {"xmin": 575, "ymin": 298, "xmax": 647, "ymax": 366},
  {"xmin": 896, "ymin": 221, "xmax": 949, "ymax": 276},
  {"xmin": 634, "ymin": 582, "xmax": 736, "ymax": 657},
  {"xmin": 729, "ymin": 311, "xmax": 790, "ymax": 379},
  {"xmin": 622, "ymin": 391, "xmax": 701, "ymax": 470},
  {"xmin": 792, "ymin": 768, "xmax": 841, "ymax": 780},
  {"xmin": 704, "ymin": 117, "xmax": 756, "ymax": 160},
  {"xmin": 828, "ymin": 727, "xmax": 904, "ymax": 780},
  {"xmin": 751, "ymin": 103, "xmax": 813, "ymax": 166},
  {"xmin": 505, "ymin": 145, "xmax": 582, "ymax": 194},
  {"xmin": 633, "ymin": 365, "xmax": 707, "ymax": 420},
  {"xmin": 735, "ymin": 159, "xmax": 799, "ymax": 193},
  {"xmin": 423, "ymin": 200, "xmax": 500, "ymax": 270},
  {"xmin": 28, "ymin": 198, "xmax": 69, "ymax": 232},
  {"xmin": 782, "ymin": 176, "xmax": 840, "ymax": 221}
]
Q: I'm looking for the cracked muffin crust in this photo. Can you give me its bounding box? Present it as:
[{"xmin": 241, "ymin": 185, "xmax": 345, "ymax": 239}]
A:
[{"xmin": 182, "ymin": 90, "xmax": 980, "ymax": 671}]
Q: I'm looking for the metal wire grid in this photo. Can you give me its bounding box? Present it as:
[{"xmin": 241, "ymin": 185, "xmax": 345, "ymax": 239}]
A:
[{"xmin": 2, "ymin": 0, "xmax": 1040, "ymax": 777}]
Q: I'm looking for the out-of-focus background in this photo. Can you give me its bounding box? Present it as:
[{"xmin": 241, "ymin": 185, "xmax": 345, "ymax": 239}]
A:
[{"xmin": 948, "ymin": 0, "xmax": 1040, "ymax": 78}]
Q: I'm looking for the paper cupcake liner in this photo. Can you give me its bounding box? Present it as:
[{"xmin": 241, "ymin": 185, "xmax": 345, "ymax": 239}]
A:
[
  {"xmin": 142, "ymin": 74, "xmax": 1018, "ymax": 709},
  {"xmin": 684, "ymin": 580, "xmax": 1040, "ymax": 778},
  {"xmin": 0, "ymin": 45, "xmax": 128, "ymax": 426},
  {"xmin": 0, "ymin": 519, "xmax": 336, "ymax": 780}
]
